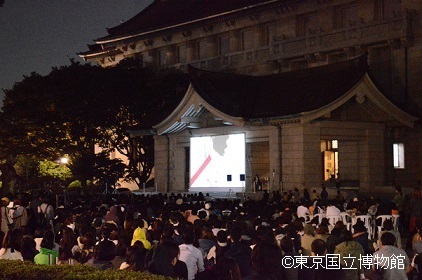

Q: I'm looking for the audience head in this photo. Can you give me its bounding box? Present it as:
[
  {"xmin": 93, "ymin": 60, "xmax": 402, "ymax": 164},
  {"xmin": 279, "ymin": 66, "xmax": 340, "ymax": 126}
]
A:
[
  {"xmin": 149, "ymin": 242, "xmax": 180, "ymax": 277},
  {"xmin": 124, "ymin": 245, "xmax": 146, "ymax": 271},
  {"xmin": 200, "ymin": 227, "xmax": 214, "ymax": 240},
  {"xmin": 279, "ymin": 235, "xmax": 294, "ymax": 254},
  {"xmin": 216, "ymin": 230, "xmax": 228, "ymax": 244},
  {"xmin": 339, "ymin": 230, "xmax": 353, "ymax": 243},
  {"xmin": 334, "ymin": 220, "xmax": 346, "ymax": 231},
  {"xmin": 181, "ymin": 228, "xmax": 195, "ymax": 245},
  {"xmin": 251, "ymin": 242, "xmax": 283, "ymax": 277},
  {"xmin": 352, "ymin": 220, "xmax": 367, "ymax": 233},
  {"xmin": 382, "ymin": 219, "xmax": 394, "ymax": 231},
  {"xmin": 317, "ymin": 224, "xmax": 329, "ymax": 235},
  {"xmin": 311, "ymin": 239, "xmax": 327, "ymax": 256},
  {"xmin": 380, "ymin": 232, "xmax": 396, "ymax": 246},
  {"xmin": 210, "ymin": 257, "xmax": 242, "ymax": 279},
  {"xmin": 229, "ymin": 224, "xmax": 242, "ymax": 242},
  {"xmin": 93, "ymin": 240, "xmax": 116, "ymax": 261},
  {"xmin": 40, "ymin": 231, "xmax": 55, "ymax": 250}
]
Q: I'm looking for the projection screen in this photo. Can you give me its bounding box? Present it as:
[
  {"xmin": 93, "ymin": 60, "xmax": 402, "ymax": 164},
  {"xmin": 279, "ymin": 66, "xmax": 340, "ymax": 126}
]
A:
[{"xmin": 190, "ymin": 133, "xmax": 245, "ymax": 189}]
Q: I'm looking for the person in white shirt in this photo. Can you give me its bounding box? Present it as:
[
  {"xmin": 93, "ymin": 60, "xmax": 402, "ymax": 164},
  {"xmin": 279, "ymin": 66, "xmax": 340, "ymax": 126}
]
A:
[
  {"xmin": 297, "ymin": 200, "xmax": 310, "ymax": 221},
  {"xmin": 326, "ymin": 202, "xmax": 341, "ymax": 216},
  {"xmin": 178, "ymin": 229, "xmax": 204, "ymax": 280}
]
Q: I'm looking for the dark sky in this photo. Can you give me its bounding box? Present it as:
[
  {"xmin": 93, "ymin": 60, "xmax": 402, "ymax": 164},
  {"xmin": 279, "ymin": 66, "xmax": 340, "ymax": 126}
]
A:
[{"xmin": 0, "ymin": 0, "xmax": 152, "ymax": 102}]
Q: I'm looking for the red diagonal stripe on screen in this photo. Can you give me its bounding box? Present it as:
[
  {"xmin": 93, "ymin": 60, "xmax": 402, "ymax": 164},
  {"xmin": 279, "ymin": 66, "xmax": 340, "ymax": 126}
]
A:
[{"xmin": 190, "ymin": 155, "xmax": 211, "ymax": 186}]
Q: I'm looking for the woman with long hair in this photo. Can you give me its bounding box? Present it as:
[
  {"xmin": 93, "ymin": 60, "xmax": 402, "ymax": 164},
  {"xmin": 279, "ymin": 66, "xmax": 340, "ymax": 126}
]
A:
[
  {"xmin": 57, "ymin": 227, "xmax": 78, "ymax": 265},
  {"xmin": 149, "ymin": 241, "xmax": 187, "ymax": 279},
  {"xmin": 120, "ymin": 245, "xmax": 147, "ymax": 271},
  {"xmin": 0, "ymin": 228, "xmax": 23, "ymax": 260}
]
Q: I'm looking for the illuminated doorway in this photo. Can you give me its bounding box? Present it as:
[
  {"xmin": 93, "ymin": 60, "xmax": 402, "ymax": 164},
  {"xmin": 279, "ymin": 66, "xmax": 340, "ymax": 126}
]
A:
[{"xmin": 321, "ymin": 140, "xmax": 339, "ymax": 181}]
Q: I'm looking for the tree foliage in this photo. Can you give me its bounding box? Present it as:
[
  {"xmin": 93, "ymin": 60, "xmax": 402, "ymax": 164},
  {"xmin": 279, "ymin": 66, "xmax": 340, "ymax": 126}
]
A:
[{"xmin": 0, "ymin": 60, "xmax": 188, "ymax": 195}]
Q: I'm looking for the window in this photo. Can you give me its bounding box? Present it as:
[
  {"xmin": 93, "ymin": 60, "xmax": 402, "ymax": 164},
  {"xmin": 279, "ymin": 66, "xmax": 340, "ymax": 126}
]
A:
[
  {"xmin": 134, "ymin": 53, "xmax": 144, "ymax": 66},
  {"xmin": 296, "ymin": 12, "xmax": 318, "ymax": 37},
  {"xmin": 158, "ymin": 49, "xmax": 167, "ymax": 66},
  {"xmin": 197, "ymin": 40, "xmax": 207, "ymax": 59},
  {"xmin": 241, "ymin": 29, "xmax": 255, "ymax": 50},
  {"xmin": 266, "ymin": 24, "xmax": 277, "ymax": 45},
  {"xmin": 375, "ymin": 0, "xmax": 402, "ymax": 20},
  {"xmin": 321, "ymin": 140, "xmax": 339, "ymax": 181},
  {"xmin": 393, "ymin": 143, "xmax": 405, "ymax": 169},
  {"xmin": 177, "ymin": 45, "xmax": 186, "ymax": 63},
  {"xmin": 219, "ymin": 35, "xmax": 230, "ymax": 55},
  {"xmin": 334, "ymin": 3, "xmax": 358, "ymax": 28}
]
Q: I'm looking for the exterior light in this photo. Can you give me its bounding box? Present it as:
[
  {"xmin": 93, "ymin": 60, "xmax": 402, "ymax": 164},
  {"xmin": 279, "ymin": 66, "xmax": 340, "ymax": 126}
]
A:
[{"xmin": 60, "ymin": 157, "xmax": 69, "ymax": 164}]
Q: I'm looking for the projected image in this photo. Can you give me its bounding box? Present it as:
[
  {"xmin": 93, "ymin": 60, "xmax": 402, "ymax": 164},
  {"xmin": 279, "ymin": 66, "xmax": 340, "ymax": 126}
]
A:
[{"xmin": 190, "ymin": 134, "xmax": 245, "ymax": 188}]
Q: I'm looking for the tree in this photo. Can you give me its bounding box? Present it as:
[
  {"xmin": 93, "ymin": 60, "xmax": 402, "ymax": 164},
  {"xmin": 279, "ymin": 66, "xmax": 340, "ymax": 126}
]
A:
[
  {"xmin": 0, "ymin": 60, "xmax": 188, "ymax": 195},
  {"xmin": 96, "ymin": 60, "xmax": 188, "ymax": 187}
]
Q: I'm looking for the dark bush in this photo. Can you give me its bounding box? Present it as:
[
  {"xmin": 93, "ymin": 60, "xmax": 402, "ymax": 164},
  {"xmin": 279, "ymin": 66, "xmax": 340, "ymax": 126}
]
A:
[{"xmin": 0, "ymin": 260, "xmax": 172, "ymax": 280}]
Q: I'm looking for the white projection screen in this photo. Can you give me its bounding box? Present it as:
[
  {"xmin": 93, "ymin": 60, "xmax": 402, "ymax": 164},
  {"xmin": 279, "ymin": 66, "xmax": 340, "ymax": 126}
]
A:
[{"xmin": 190, "ymin": 133, "xmax": 245, "ymax": 190}]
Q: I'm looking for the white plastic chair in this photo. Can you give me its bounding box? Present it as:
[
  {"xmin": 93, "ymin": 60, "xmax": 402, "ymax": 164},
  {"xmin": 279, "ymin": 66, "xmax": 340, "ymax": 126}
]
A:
[
  {"xmin": 313, "ymin": 213, "xmax": 326, "ymax": 225},
  {"xmin": 298, "ymin": 213, "xmax": 311, "ymax": 223},
  {"xmin": 375, "ymin": 215, "xmax": 393, "ymax": 239},
  {"xmin": 353, "ymin": 215, "xmax": 373, "ymax": 239},
  {"xmin": 326, "ymin": 215, "xmax": 343, "ymax": 226},
  {"xmin": 317, "ymin": 206, "xmax": 325, "ymax": 214},
  {"xmin": 392, "ymin": 214, "xmax": 400, "ymax": 231},
  {"xmin": 340, "ymin": 212, "xmax": 352, "ymax": 231}
]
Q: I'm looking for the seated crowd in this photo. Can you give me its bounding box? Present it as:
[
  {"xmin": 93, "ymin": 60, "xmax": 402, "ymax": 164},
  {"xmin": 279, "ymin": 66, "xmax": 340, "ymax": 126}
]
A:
[{"xmin": 0, "ymin": 186, "xmax": 421, "ymax": 280}]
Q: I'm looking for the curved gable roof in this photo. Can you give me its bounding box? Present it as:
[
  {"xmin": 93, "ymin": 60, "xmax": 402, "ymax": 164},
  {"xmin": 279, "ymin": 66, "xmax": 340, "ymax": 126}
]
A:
[
  {"xmin": 189, "ymin": 55, "xmax": 368, "ymax": 119},
  {"xmin": 154, "ymin": 55, "xmax": 417, "ymax": 134}
]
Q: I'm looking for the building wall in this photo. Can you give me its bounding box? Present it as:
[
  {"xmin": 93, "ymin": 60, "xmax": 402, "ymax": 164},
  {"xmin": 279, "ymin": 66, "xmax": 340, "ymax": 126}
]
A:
[
  {"xmin": 90, "ymin": 0, "xmax": 421, "ymax": 192},
  {"xmin": 90, "ymin": 0, "xmax": 421, "ymax": 115},
  {"xmin": 281, "ymin": 124, "xmax": 321, "ymax": 191},
  {"xmin": 281, "ymin": 121, "xmax": 385, "ymax": 191}
]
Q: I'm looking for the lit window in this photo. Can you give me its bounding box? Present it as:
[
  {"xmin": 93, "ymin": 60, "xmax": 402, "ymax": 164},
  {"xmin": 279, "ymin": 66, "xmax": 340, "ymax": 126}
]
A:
[
  {"xmin": 332, "ymin": 140, "xmax": 338, "ymax": 149},
  {"xmin": 393, "ymin": 143, "xmax": 405, "ymax": 169}
]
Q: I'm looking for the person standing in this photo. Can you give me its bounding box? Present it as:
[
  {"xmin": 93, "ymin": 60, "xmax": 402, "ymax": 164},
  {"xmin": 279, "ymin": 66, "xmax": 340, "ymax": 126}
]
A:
[
  {"xmin": 392, "ymin": 186, "xmax": 405, "ymax": 232},
  {"xmin": 38, "ymin": 197, "xmax": 54, "ymax": 230},
  {"xmin": 1, "ymin": 197, "xmax": 13, "ymax": 235},
  {"xmin": 321, "ymin": 186, "xmax": 329, "ymax": 202},
  {"xmin": 11, "ymin": 198, "xmax": 28, "ymax": 230},
  {"xmin": 409, "ymin": 187, "xmax": 422, "ymax": 233}
]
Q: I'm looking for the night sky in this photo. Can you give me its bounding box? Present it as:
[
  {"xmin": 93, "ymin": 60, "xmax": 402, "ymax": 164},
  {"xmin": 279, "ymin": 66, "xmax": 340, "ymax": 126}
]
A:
[{"xmin": 0, "ymin": 0, "xmax": 152, "ymax": 103}]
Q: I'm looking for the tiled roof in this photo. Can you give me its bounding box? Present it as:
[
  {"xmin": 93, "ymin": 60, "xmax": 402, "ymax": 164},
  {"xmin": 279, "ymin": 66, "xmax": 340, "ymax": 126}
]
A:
[
  {"xmin": 188, "ymin": 55, "xmax": 368, "ymax": 120},
  {"xmin": 97, "ymin": 0, "xmax": 302, "ymax": 43}
]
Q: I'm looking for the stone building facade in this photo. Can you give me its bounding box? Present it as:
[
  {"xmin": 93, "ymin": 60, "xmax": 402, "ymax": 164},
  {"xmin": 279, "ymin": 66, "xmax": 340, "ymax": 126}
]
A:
[{"xmin": 80, "ymin": 0, "xmax": 421, "ymax": 194}]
